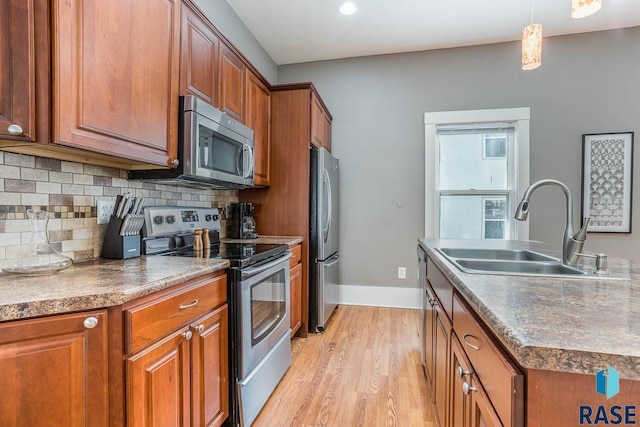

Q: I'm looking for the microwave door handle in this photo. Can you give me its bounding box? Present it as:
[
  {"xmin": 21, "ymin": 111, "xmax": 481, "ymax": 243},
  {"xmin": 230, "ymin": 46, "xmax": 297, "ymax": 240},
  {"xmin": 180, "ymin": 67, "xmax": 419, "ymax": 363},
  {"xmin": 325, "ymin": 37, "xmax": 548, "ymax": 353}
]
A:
[{"xmin": 243, "ymin": 145, "xmax": 254, "ymax": 179}]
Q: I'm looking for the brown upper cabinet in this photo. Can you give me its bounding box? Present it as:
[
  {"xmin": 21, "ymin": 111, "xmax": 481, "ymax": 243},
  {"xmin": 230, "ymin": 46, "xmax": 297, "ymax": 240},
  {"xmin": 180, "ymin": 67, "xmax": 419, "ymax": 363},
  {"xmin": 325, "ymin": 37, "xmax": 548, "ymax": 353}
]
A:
[
  {"xmin": 0, "ymin": 0, "xmax": 49, "ymax": 143},
  {"xmin": 310, "ymin": 91, "xmax": 332, "ymax": 151},
  {"xmin": 52, "ymin": 0, "xmax": 181, "ymax": 167},
  {"xmin": 180, "ymin": 1, "xmax": 220, "ymax": 106},
  {"xmin": 245, "ymin": 69, "xmax": 271, "ymax": 186},
  {"xmin": 219, "ymin": 44, "xmax": 246, "ymax": 123}
]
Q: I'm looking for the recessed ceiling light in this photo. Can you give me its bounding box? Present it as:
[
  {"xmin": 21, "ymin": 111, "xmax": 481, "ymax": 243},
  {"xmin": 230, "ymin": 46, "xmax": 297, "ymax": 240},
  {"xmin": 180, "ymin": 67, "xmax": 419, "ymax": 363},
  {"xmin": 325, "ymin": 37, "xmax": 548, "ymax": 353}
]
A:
[{"xmin": 339, "ymin": 1, "xmax": 357, "ymax": 15}]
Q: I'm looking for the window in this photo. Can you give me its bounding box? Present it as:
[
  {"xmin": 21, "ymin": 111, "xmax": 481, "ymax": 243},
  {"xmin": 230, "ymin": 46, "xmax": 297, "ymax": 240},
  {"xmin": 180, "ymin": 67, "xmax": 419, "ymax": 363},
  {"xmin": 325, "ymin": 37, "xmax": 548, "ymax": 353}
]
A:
[{"xmin": 424, "ymin": 108, "xmax": 531, "ymax": 240}]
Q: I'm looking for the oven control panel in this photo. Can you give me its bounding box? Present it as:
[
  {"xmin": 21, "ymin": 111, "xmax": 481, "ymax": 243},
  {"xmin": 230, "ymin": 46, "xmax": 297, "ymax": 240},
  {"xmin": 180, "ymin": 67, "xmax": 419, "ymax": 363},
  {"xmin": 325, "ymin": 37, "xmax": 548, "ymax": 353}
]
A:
[{"xmin": 143, "ymin": 207, "xmax": 221, "ymax": 238}]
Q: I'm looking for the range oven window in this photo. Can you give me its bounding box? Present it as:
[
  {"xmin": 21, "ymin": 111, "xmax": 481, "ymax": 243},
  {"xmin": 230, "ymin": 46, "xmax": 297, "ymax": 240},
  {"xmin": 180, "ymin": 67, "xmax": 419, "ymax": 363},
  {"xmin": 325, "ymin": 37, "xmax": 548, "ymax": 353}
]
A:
[{"xmin": 250, "ymin": 268, "xmax": 286, "ymax": 346}]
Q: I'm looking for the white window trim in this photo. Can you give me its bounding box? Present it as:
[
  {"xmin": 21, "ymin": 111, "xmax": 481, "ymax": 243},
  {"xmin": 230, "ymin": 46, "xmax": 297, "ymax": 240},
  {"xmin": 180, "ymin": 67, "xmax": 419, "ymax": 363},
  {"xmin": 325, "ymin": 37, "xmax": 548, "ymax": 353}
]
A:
[{"xmin": 424, "ymin": 108, "xmax": 530, "ymax": 240}]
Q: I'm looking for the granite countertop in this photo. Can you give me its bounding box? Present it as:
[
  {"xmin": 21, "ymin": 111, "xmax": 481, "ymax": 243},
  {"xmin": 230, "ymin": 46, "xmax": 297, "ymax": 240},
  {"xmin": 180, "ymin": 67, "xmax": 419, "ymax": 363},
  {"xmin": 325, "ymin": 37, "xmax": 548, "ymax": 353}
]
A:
[
  {"xmin": 222, "ymin": 235, "xmax": 303, "ymax": 248},
  {"xmin": 419, "ymin": 238, "xmax": 640, "ymax": 380},
  {"xmin": 0, "ymin": 235, "xmax": 302, "ymax": 323},
  {"xmin": 0, "ymin": 256, "xmax": 229, "ymax": 322}
]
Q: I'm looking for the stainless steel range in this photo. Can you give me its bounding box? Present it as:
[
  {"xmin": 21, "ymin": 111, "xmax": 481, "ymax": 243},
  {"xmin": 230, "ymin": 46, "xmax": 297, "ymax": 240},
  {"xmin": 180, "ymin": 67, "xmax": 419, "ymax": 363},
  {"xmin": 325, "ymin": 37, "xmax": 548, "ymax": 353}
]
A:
[{"xmin": 142, "ymin": 206, "xmax": 291, "ymax": 427}]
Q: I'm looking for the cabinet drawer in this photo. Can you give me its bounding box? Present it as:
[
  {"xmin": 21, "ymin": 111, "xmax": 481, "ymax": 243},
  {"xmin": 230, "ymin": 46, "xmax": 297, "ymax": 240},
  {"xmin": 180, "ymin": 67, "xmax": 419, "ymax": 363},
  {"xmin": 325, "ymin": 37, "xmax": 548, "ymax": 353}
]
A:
[
  {"xmin": 427, "ymin": 256, "xmax": 453, "ymax": 320},
  {"xmin": 289, "ymin": 244, "xmax": 301, "ymax": 268},
  {"xmin": 124, "ymin": 274, "xmax": 227, "ymax": 354},
  {"xmin": 453, "ymin": 294, "xmax": 524, "ymax": 427}
]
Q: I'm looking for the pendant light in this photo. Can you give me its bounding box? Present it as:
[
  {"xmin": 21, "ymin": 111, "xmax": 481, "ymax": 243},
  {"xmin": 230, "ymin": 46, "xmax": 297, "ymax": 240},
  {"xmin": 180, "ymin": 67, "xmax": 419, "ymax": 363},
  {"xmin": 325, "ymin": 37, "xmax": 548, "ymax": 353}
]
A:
[
  {"xmin": 572, "ymin": 0, "xmax": 602, "ymax": 19},
  {"xmin": 522, "ymin": 0, "xmax": 542, "ymax": 70}
]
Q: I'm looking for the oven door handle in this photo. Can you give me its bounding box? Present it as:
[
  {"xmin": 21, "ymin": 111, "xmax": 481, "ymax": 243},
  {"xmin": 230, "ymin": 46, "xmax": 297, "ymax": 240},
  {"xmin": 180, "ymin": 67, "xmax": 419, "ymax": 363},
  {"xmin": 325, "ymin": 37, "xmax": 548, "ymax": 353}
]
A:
[{"xmin": 241, "ymin": 253, "xmax": 292, "ymax": 280}]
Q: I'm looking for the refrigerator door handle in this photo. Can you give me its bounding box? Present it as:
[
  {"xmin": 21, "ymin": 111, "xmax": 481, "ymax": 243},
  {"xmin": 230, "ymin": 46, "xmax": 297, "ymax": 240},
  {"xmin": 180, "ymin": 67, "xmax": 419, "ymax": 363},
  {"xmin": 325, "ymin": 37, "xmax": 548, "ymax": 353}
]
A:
[
  {"xmin": 323, "ymin": 168, "xmax": 332, "ymax": 244},
  {"xmin": 323, "ymin": 254, "xmax": 340, "ymax": 268}
]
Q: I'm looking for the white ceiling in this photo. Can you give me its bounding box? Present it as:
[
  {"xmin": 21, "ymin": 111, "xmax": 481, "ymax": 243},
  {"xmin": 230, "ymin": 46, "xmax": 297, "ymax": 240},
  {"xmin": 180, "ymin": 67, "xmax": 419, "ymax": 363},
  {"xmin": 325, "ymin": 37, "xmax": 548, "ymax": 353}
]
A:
[{"xmin": 225, "ymin": 0, "xmax": 640, "ymax": 65}]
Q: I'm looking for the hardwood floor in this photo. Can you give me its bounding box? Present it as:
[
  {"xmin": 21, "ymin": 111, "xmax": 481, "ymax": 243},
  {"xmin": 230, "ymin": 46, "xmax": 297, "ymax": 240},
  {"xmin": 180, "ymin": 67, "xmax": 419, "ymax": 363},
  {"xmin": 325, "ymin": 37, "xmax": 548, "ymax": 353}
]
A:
[{"xmin": 253, "ymin": 305, "xmax": 438, "ymax": 427}]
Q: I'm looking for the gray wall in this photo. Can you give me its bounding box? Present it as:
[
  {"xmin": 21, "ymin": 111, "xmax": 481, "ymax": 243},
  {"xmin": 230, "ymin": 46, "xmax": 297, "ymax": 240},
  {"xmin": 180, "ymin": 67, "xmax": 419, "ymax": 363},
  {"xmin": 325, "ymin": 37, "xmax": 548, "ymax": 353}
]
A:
[
  {"xmin": 278, "ymin": 27, "xmax": 640, "ymax": 289},
  {"xmin": 194, "ymin": 0, "xmax": 278, "ymax": 84}
]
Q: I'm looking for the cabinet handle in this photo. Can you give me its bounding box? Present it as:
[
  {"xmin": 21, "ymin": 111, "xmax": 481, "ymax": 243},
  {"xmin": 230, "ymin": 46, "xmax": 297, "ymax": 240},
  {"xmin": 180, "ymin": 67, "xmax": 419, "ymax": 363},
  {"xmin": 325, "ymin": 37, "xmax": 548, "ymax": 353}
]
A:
[
  {"xmin": 456, "ymin": 365, "xmax": 472, "ymax": 378},
  {"xmin": 462, "ymin": 333, "xmax": 481, "ymax": 351},
  {"xmin": 170, "ymin": 158, "xmax": 180, "ymax": 166},
  {"xmin": 462, "ymin": 381, "xmax": 478, "ymax": 395},
  {"xmin": 179, "ymin": 299, "xmax": 199, "ymax": 309},
  {"xmin": 83, "ymin": 316, "xmax": 99, "ymax": 329},
  {"xmin": 183, "ymin": 330, "xmax": 193, "ymax": 340},
  {"xmin": 8, "ymin": 124, "xmax": 23, "ymax": 135},
  {"xmin": 197, "ymin": 324, "xmax": 205, "ymax": 333}
]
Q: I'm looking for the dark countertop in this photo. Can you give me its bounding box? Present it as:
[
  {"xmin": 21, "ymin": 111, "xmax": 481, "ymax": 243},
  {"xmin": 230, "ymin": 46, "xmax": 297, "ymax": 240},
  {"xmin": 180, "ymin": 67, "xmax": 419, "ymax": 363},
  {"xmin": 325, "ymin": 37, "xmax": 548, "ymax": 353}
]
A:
[
  {"xmin": 419, "ymin": 238, "xmax": 640, "ymax": 380},
  {"xmin": 0, "ymin": 256, "xmax": 229, "ymax": 322}
]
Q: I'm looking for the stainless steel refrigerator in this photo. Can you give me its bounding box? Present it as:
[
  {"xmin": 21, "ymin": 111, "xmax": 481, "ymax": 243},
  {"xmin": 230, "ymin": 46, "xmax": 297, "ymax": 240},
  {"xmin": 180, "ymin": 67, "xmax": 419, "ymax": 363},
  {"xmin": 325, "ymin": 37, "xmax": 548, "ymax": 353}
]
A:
[{"xmin": 309, "ymin": 146, "xmax": 340, "ymax": 332}]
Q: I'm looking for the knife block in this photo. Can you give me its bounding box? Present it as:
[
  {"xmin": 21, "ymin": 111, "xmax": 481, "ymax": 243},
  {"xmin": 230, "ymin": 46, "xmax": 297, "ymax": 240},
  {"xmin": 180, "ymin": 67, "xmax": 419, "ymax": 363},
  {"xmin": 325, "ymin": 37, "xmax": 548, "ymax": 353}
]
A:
[{"xmin": 101, "ymin": 215, "xmax": 141, "ymax": 259}]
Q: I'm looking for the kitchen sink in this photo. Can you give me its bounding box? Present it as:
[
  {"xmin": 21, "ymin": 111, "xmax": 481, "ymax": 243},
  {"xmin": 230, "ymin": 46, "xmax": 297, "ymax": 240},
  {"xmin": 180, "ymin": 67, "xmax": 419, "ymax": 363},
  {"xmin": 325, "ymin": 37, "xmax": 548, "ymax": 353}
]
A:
[
  {"xmin": 438, "ymin": 248, "xmax": 557, "ymax": 262},
  {"xmin": 454, "ymin": 259, "xmax": 586, "ymax": 276},
  {"xmin": 435, "ymin": 247, "xmax": 627, "ymax": 279}
]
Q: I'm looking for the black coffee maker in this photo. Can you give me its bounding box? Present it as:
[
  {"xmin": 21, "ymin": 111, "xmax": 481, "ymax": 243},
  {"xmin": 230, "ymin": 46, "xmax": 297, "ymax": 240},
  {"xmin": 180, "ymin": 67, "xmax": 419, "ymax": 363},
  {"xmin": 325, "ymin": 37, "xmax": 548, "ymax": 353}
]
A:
[{"xmin": 228, "ymin": 203, "xmax": 258, "ymax": 239}]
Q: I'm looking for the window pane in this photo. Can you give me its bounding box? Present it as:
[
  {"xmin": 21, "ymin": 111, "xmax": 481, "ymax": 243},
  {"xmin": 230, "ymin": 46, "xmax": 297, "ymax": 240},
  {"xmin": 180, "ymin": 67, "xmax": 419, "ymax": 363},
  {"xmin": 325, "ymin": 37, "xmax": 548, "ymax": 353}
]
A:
[
  {"xmin": 484, "ymin": 221, "xmax": 505, "ymax": 239},
  {"xmin": 440, "ymin": 195, "xmax": 483, "ymax": 239},
  {"xmin": 438, "ymin": 131, "xmax": 510, "ymax": 190},
  {"xmin": 484, "ymin": 199, "xmax": 506, "ymax": 220},
  {"xmin": 484, "ymin": 134, "xmax": 507, "ymax": 158},
  {"xmin": 440, "ymin": 195, "xmax": 510, "ymax": 240}
]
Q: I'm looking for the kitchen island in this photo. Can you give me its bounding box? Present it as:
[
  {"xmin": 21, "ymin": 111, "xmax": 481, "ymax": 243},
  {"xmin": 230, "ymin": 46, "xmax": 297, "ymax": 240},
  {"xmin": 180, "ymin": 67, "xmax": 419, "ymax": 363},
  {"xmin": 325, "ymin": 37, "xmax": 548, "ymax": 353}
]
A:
[{"xmin": 420, "ymin": 238, "xmax": 640, "ymax": 427}]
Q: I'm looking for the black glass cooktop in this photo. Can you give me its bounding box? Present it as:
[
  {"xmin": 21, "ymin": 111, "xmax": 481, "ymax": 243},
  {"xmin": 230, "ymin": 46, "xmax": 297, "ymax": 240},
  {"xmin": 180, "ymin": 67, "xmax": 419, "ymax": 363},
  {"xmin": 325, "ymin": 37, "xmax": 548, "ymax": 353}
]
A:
[{"xmin": 162, "ymin": 242, "xmax": 288, "ymax": 268}]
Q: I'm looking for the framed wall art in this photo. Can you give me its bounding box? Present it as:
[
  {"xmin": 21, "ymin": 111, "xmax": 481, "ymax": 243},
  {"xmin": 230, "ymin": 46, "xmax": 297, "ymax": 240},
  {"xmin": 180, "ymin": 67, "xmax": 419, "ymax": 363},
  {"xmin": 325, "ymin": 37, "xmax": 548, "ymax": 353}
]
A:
[{"xmin": 581, "ymin": 132, "xmax": 634, "ymax": 233}]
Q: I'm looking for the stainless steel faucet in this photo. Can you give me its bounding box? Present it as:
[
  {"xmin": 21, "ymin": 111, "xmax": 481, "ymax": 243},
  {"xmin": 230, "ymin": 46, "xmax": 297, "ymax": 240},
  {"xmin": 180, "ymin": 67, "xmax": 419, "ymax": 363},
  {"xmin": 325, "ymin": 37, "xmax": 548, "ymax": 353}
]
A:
[{"xmin": 514, "ymin": 179, "xmax": 590, "ymax": 266}]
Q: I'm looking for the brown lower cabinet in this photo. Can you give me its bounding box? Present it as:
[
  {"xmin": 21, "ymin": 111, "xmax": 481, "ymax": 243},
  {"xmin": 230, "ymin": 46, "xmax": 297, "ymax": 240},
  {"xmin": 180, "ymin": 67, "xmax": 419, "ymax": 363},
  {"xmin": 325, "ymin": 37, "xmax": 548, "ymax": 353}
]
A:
[
  {"xmin": 0, "ymin": 310, "xmax": 109, "ymax": 426},
  {"xmin": 126, "ymin": 305, "xmax": 228, "ymax": 427},
  {"xmin": 424, "ymin": 255, "xmax": 524, "ymax": 427},
  {"xmin": 423, "ymin": 254, "xmax": 640, "ymax": 426},
  {"xmin": 123, "ymin": 273, "xmax": 229, "ymax": 427},
  {"xmin": 289, "ymin": 244, "xmax": 303, "ymax": 337}
]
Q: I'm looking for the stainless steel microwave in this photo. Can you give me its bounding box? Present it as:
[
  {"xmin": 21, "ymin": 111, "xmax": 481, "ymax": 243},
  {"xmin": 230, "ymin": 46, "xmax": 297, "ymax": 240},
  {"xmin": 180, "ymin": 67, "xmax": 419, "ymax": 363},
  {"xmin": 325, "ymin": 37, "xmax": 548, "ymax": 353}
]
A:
[{"xmin": 128, "ymin": 95, "xmax": 255, "ymax": 189}]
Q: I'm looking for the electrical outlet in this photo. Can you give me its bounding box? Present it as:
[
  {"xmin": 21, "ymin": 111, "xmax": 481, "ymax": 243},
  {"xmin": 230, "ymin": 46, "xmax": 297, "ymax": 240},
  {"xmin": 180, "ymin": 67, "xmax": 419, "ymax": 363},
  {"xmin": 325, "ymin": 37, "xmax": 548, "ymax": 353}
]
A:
[
  {"xmin": 397, "ymin": 267, "xmax": 406, "ymax": 279},
  {"xmin": 97, "ymin": 198, "xmax": 116, "ymax": 224}
]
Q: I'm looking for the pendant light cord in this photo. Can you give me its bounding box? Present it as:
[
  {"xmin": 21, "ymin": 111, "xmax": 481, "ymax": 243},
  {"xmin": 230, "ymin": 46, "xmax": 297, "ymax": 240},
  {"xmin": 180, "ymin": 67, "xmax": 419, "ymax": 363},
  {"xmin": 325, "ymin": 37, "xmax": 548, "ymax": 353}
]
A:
[{"xmin": 530, "ymin": 0, "xmax": 535, "ymax": 25}]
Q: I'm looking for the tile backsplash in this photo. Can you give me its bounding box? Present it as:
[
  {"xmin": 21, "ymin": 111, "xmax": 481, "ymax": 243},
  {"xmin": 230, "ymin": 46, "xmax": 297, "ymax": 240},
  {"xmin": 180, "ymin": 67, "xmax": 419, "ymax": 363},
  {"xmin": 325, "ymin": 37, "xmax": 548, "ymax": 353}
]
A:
[{"xmin": 0, "ymin": 152, "xmax": 238, "ymax": 263}]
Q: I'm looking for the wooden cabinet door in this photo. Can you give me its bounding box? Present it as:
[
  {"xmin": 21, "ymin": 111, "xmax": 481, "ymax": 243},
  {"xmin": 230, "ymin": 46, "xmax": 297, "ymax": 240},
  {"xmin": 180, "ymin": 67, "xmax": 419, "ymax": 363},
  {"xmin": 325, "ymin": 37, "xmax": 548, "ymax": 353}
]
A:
[
  {"xmin": 450, "ymin": 335, "xmax": 472, "ymax": 427},
  {"xmin": 0, "ymin": 0, "xmax": 48, "ymax": 142},
  {"xmin": 434, "ymin": 303, "xmax": 451, "ymax": 427},
  {"xmin": 470, "ymin": 377, "xmax": 504, "ymax": 427},
  {"xmin": 310, "ymin": 91, "xmax": 325, "ymax": 149},
  {"xmin": 323, "ymin": 111, "xmax": 332, "ymax": 152},
  {"xmin": 190, "ymin": 305, "xmax": 229, "ymax": 427},
  {"xmin": 289, "ymin": 262, "xmax": 303, "ymax": 336},
  {"xmin": 219, "ymin": 44, "xmax": 245, "ymax": 122},
  {"xmin": 53, "ymin": 0, "xmax": 180, "ymax": 167},
  {"xmin": 180, "ymin": 2, "xmax": 219, "ymax": 106},
  {"xmin": 0, "ymin": 310, "xmax": 109, "ymax": 427},
  {"xmin": 126, "ymin": 327, "xmax": 191, "ymax": 427},
  {"xmin": 424, "ymin": 284, "xmax": 437, "ymax": 387},
  {"xmin": 245, "ymin": 69, "xmax": 271, "ymax": 186}
]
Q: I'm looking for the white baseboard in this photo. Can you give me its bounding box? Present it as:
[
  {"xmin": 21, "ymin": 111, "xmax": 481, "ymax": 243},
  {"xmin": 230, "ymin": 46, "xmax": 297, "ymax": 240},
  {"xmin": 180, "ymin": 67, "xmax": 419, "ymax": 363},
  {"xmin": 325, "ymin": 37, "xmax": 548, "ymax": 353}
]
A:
[{"xmin": 338, "ymin": 285, "xmax": 423, "ymax": 309}]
